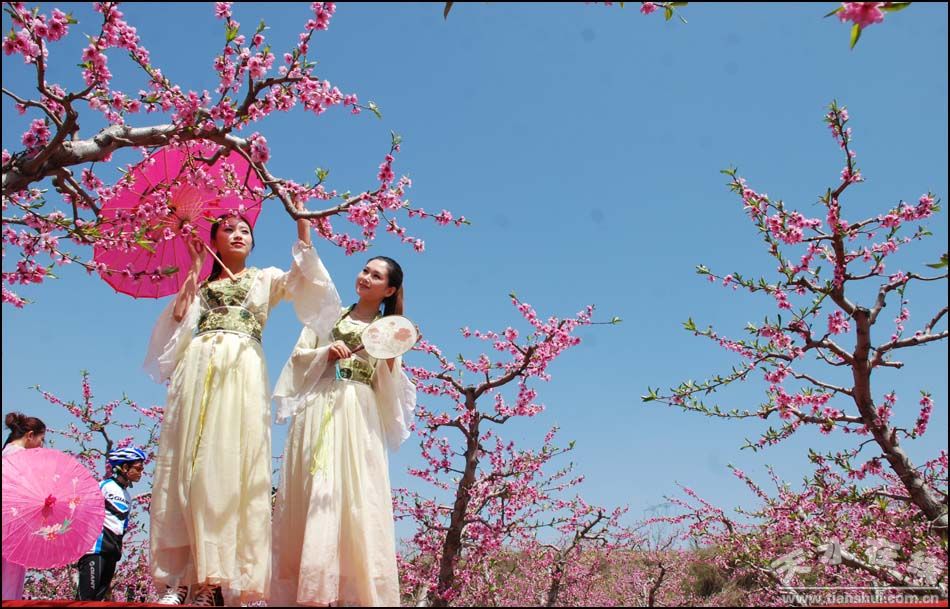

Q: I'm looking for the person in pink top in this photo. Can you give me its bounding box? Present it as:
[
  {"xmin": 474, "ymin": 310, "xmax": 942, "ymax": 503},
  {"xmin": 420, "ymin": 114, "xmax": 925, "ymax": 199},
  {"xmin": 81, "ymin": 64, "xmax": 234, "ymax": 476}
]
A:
[{"xmin": 1, "ymin": 412, "xmax": 47, "ymax": 601}]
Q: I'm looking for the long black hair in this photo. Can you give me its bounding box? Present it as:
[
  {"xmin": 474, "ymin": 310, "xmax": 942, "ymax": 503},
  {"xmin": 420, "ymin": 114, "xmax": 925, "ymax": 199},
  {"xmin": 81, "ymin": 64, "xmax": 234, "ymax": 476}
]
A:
[
  {"xmin": 4, "ymin": 412, "xmax": 46, "ymax": 448},
  {"xmin": 208, "ymin": 212, "xmax": 255, "ymax": 282},
  {"xmin": 368, "ymin": 256, "xmax": 404, "ymax": 316}
]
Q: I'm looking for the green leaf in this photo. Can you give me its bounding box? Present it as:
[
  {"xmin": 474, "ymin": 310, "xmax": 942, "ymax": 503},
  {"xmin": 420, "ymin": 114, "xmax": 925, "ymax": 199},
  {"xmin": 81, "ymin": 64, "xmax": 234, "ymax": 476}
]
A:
[
  {"xmin": 683, "ymin": 317, "xmax": 697, "ymax": 332},
  {"xmin": 664, "ymin": 6, "xmax": 673, "ymax": 21},
  {"xmin": 443, "ymin": 2, "xmax": 454, "ymax": 19},
  {"xmin": 367, "ymin": 101, "xmax": 382, "ymax": 119},
  {"xmin": 225, "ymin": 24, "xmax": 240, "ymax": 43},
  {"xmin": 610, "ymin": 316, "xmax": 622, "ymax": 325},
  {"xmin": 391, "ymin": 131, "xmax": 402, "ymax": 147},
  {"xmin": 135, "ymin": 237, "xmax": 156, "ymax": 254},
  {"xmin": 256, "ymin": 20, "xmax": 267, "ymax": 34},
  {"xmin": 926, "ymin": 253, "xmax": 948, "ymax": 269},
  {"xmin": 850, "ymin": 23, "xmax": 862, "ymax": 49},
  {"xmin": 670, "ymin": 2, "xmax": 688, "ymax": 7},
  {"xmin": 823, "ymin": 6, "xmax": 843, "ymax": 18},
  {"xmin": 881, "ymin": 2, "xmax": 911, "ymax": 13},
  {"xmin": 315, "ymin": 167, "xmax": 329, "ymax": 182}
]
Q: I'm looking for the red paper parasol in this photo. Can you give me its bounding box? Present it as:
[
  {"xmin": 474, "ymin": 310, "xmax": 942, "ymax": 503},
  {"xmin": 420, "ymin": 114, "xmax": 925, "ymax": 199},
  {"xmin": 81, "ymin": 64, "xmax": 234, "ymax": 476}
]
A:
[
  {"xmin": 1, "ymin": 448, "xmax": 105, "ymax": 569},
  {"xmin": 93, "ymin": 141, "xmax": 264, "ymax": 298}
]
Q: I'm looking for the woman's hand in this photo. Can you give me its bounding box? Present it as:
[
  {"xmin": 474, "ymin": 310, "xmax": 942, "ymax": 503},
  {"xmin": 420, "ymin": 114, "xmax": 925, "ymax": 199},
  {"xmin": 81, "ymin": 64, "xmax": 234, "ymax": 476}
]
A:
[
  {"xmin": 173, "ymin": 234, "xmax": 207, "ymax": 322},
  {"xmin": 327, "ymin": 340, "xmax": 352, "ymax": 363},
  {"xmin": 295, "ymin": 197, "xmax": 312, "ymax": 246},
  {"xmin": 185, "ymin": 234, "xmax": 207, "ymax": 273}
]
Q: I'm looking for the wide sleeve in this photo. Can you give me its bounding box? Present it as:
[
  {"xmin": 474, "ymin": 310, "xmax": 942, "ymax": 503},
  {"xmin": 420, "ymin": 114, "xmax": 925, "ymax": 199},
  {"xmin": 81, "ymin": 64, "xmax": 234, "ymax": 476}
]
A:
[
  {"xmin": 273, "ymin": 326, "xmax": 334, "ymax": 424},
  {"xmin": 373, "ymin": 357, "xmax": 417, "ymax": 451},
  {"xmin": 142, "ymin": 296, "xmax": 200, "ymax": 384},
  {"xmin": 268, "ymin": 240, "xmax": 342, "ymax": 340}
]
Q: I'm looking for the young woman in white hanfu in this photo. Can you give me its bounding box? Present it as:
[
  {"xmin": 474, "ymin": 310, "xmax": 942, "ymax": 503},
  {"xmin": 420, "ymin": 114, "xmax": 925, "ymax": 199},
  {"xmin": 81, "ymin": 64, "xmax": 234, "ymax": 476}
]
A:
[
  {"xmin": 145, "ymin": 205, "xmax": 341, "ymax": 607},
  {"xmin": 270, "ymin": 252, "xmax": 417, "ymax": 607}
]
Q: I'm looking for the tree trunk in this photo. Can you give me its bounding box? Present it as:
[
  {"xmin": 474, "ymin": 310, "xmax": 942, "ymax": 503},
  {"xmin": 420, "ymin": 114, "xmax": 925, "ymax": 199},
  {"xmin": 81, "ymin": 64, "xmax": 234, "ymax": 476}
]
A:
[
  {"xmin": 431, "ymin": 391, "xmax": 480, "ymax": 607},
  {"xmin": 851, "ymin": 307, "xmax": 948, "ymax": 539}
]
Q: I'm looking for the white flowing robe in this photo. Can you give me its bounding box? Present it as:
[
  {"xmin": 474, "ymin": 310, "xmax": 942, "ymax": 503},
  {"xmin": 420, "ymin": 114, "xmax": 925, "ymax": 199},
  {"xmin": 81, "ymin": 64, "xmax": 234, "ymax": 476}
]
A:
[
  {"xmin": 270, "ymin": 256, "xmax": 416, "ymax": 606},
  {"xmin": 143, "ymin": 241, "xmax": 339, "ymax": 605}
]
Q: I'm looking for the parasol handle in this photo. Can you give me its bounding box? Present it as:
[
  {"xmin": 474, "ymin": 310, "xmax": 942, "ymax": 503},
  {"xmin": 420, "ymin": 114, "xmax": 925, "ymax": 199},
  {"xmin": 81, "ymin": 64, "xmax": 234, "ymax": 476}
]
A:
[{"xmin": 200, "ymin": 241, "xmax": 237, "ymax": 281}]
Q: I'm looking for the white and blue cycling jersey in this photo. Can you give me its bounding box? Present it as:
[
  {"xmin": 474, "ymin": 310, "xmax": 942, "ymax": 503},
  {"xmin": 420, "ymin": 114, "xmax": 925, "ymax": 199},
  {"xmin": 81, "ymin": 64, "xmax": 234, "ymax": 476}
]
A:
[{"xmin": 87, "ymin": 477, "xmax": 131, "ymax": 556}]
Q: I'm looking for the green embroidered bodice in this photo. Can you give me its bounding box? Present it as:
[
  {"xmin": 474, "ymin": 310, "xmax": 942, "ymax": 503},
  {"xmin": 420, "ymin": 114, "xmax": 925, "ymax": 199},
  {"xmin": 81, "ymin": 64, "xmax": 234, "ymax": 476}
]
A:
[
  {"xmin": 196, "ymin": 268, "xmax": 262, "ymax": 342},
  {"xmin": 330, "ymin": 305, "xmax": 380, "ymax": 384}
]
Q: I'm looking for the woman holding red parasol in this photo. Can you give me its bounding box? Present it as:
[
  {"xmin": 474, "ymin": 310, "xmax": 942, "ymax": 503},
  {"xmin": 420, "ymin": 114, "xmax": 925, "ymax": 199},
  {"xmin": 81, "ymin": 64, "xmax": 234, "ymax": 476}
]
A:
[
  {"xmin": 144, "ymin": 199, "xmax": 340, "ymax": 607},
  {"xmin": 2, "ymin": 412, "xmax": 47, "ymax": 601}
]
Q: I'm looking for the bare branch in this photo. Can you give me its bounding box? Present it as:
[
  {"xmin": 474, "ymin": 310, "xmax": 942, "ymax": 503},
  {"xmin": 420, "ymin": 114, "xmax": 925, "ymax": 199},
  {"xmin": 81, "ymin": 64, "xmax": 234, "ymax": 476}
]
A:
[
  {"xmin": 1, "ymin": 87, "xmax": 64, "ymax": 127},
  {"xmin": 434, "ymin": 372, "xmax": 466, "ymax": 394},
  {"xmin": 870, "ymin": 272, "xmax": 948, "ymax": 324},
  {"xmin": 789, "ymin": 371, "xmax": 854, "ymax": 396}
]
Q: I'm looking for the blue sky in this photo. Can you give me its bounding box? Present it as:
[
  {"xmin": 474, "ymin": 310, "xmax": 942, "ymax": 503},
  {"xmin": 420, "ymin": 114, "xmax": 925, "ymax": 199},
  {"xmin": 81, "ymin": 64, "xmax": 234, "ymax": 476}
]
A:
[{"xmin": 3, "ymin": 3, "xmax": 947, "ymax": 542}]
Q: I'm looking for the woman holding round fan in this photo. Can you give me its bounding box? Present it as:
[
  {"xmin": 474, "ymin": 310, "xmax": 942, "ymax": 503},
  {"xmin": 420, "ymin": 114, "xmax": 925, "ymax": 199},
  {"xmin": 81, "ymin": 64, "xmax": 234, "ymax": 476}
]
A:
[
  {"xmin": 144, "ymin": 203, "xmax": 341, "ymax": 607},
  {"xmin": 270, "ymin": 251, "xmax": 417, "ymax": 606}
]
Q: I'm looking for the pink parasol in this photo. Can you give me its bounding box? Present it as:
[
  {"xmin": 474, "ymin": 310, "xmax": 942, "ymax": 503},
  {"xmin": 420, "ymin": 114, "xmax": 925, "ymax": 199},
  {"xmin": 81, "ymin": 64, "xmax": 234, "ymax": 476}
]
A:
[
  {"xmin": 1, "ymin": 448, "xmax": 105, "ymax": 569},
  {"xmin": 93, "ymin": 141, "xmax": 264, "ymax": 298}
]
